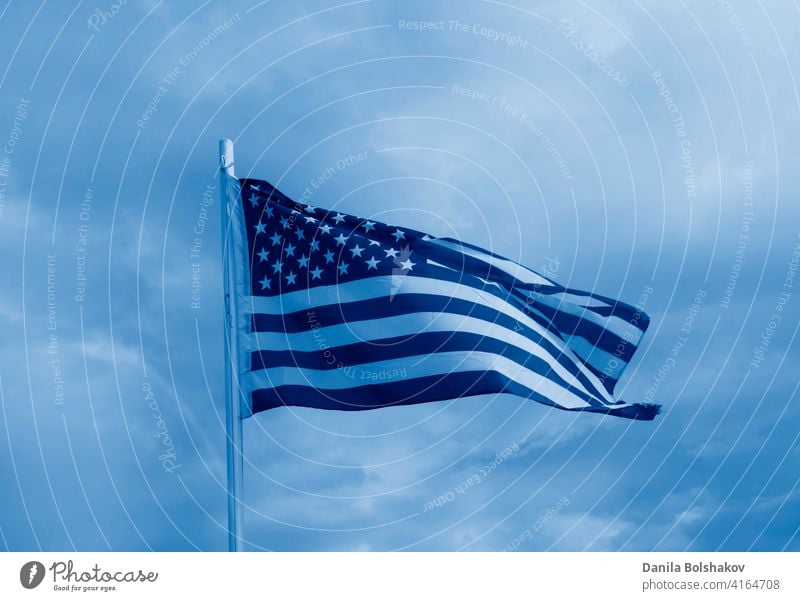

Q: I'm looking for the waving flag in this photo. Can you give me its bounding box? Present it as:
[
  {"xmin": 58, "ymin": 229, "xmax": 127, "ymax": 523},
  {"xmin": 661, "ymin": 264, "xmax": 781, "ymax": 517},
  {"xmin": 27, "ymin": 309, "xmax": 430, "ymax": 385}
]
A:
[{"xmin": 223, "ymin": 176, "xmax": 657, "ymax": 420}]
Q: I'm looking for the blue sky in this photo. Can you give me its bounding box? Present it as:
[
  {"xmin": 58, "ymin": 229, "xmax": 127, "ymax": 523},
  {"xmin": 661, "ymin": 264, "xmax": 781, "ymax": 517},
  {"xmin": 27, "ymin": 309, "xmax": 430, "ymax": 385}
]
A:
[{"xmin": 0, "ymin": 0, "xmax": 798, "ymax": 551}]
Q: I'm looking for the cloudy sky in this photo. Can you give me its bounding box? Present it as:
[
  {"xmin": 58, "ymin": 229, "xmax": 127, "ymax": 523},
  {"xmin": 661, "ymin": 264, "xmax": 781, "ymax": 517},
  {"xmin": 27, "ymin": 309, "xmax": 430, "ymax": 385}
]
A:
[{"xmin": 0, "ymin": 0, "xmax": 798, "ymax": 551}]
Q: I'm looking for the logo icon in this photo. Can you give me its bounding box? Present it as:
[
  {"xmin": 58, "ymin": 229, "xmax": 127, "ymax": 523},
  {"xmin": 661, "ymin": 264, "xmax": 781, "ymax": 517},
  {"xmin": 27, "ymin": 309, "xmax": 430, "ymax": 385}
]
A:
[{"xmin": 20, "ymin": 561, "xmax": 45, "ymax": 589}]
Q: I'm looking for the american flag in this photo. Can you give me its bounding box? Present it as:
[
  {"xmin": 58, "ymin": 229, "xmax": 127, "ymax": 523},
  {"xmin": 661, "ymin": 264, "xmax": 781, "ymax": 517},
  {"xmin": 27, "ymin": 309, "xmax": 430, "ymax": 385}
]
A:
[{"xmin": 225, "ymin": 176, "xmax": 657, "ymax": 420}]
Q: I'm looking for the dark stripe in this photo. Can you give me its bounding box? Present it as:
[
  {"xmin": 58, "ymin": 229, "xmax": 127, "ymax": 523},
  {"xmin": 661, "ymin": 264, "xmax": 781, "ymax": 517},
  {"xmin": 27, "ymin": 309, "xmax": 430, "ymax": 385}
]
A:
[
  {"xmin": 251, "ymin": 331, "xmax": 600, "ymax": 406},
  {"xmin": 579, "ymin": 357, "xmax": 619, "ymax": 395},
  {"xmin": 548, "ymin": 290, "xmax": 651, "ymax": 329},
  {"xmin": 250, "ymin": 370, "xmax": 659, "ymax": 420},
  {"xmin": 435, "ymin": 237, "xmax": 650, "ymax": 329},
  {"xmin": 509, "ymin": 288, "xmax": 640, "ymax": 363},
  {"xmin": 252, "ymin": 293, "xmax": 611, "ymax": 401},
  {"xmin": 253, "ymin": 287, "xmax": 634, "ymax": 363},
  {"xmin": 405, "ymin": 264, "xmax": 646, "ymax": 365}
]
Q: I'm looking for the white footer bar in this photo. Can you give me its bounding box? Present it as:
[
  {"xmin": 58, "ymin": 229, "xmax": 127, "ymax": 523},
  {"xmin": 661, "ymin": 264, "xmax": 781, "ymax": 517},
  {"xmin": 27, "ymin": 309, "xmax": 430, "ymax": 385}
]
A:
[{"xmin": 0, "ymin": 552, "xmax": 795, "ymax": 600}]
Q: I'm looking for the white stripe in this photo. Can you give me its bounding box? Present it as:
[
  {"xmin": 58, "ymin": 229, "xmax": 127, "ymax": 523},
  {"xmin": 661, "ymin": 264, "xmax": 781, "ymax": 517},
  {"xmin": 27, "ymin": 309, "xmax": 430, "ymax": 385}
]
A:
[
  {"xmin": 564, "ymin": 335, "xmax": 628, "ymax": 379},
  {"xmin": 529, "ymin": 290, "xmax": 644, "ymax": 343},
  {"xmin": 430, "ymin": 239, "xmax": 555, "ymax": 287},
  {"xmin": 445, "ymin": 253, "xmax": 637, "ymax": 319},
  {"xmin": 250, "ymin": 312, "xmax": 614, "ymax": 403},
  {"xmin": 248, "ymin": 276, "xmax": 614, "ymax": 403},
  {"xmin": 431, "ymin": 240, "xmax": 644, "ymax": 333},
  {"xmin": 426, "ymin": 258, "xmax": 456, "ymax": 271},
  {"xmin": 555, "ymin": 291, "xmax": 614, "ymax": 310},
  {"xmin": 431, "ymin": 240, "xmax": 645, "ymax": 337},
  {"xmin": 244, "ymin": 351, "xmax": 602, "ymax": 410}
]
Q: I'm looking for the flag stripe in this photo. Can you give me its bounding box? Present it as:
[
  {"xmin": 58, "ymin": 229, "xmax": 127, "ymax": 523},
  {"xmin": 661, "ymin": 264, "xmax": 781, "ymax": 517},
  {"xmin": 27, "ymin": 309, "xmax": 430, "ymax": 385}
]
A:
[
  {"xmin": 250, "ymin": 370, "xmax": 653, "ymax": 419},
  {"xmin": 250, "ymin": 293, "xmax": 619, "ymax": 400},
  {"xmin": 431, "ymin": 238, "xmax": 555, "ymax": 287},
  {"xmin": 252, "ymin": 290, "xmax": 636, "ymax": 365},
  {"xmin": 244, "ymin": 350, "xmax": 603, "ymax": 410},
  {"xmin": 250, "ymin": 329, "xmax": 613, "ymax": 404},
  {"xmin": 250, "ymin": 306, "xmax": 615, "ymax": 402},
  {"xmin": 249, "ymin": 258, "xmax": 646, "ymax": 369},
  {"xmin": 434, "ymin": 237, "xmax": 647, "ymax": 328}
]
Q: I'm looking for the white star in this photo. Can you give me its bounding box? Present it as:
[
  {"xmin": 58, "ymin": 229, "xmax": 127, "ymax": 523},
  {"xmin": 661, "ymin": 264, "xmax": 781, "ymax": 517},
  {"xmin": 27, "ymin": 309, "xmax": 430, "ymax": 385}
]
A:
[
  {"xmin": 310, "ymin": 266, "xmax": 323, "ymax": 280},
  {"xmin": 421, "ymin": 234, "xmax": 433, "ymax": 241},
  {"xmin": 391, "ymin": 229, "xmax": 405, "ymax": 241},
  {"xmin": 254, "ymin": 221, "xmax": 266, "ymax": 235},
  {"xmin": 349, "ymin": 244, "xmax": 364, "ymax": 257},
  {"xmin": 298, "ymin": 254, "xmax": 310, "ymax": 268},
  {"xmin": 384, "ymin": 248, "xmax": 399, "ymax": 258},
  {"xmin": 362, "ymin": 220, "xmax": 376, "ymax": 232},
  {"xmin": 310, "ymin": 239, "xmax": 320, "ymax": 252},
  {"xmin": 369, "ymin": 240, "xmax": 381, "ymax": 246},
  {"xmin": 399, "ymin": 259, "xmax": 416, "ymax": 271},
  {"xmin": 338, "ymin": 261, "xmax": 349, "ymax": 275},
  {"xmin": 332, "ymin": 213, "xmax": 346, "ymax": 224},
  {"xmin": 295, "ymin": 228, "xmax": 306, "ymax": 241},
  {"xmin": 285, "ymin": 271, "xmax": 297, "ymax": 285},
  {"xmin": 249, "ymin": 195, "xmax": 261, "ymax": 208},
  {"xmin": 271, "ymin": 259, "xmax": 283, "ymax": 273},
  {"xmin": 279, "ymin": 216, "xmax": 290, "ymax": 229},
  {"xmin": 366, "ymin": 256, "xmax": 379, "ymax": 269},
  {"xmin": 259, "ymin": 276, "xmax": 271, "ymax": 290},
  {"xmin": 335, "ymin": 233, "xmax": 348, "ymax": 246},
  {"xmin": 323, "ymin": 250, "xmax": 335, "ymax": 264},
  {"xmin": 250, "ymin": 184, "xmax": 261, "ymax": 192},
  {"xmin": 305, "ymin": 215, "xmax": 317, "ymax": 224},
  {"xmin": 265, "ymin": 205, "xmax": 274, "ymax": 218},
  {"xmin": 270, "ymin": 232, "xmax": 282, "ymax": 246},
  {"xmin": 257, "ymin": 248, "xmax": 268, "ymax": 262},
  {"xmin": 284, "ymin": 243, "xmax": 296, "ymax": 257},
  {"xmin": 319, "ymin": 224, "xmax": 332, "ymax": 235},
  {"xmin": 305, "ymin": 204, "xmax": 317, "ymax": 213}
]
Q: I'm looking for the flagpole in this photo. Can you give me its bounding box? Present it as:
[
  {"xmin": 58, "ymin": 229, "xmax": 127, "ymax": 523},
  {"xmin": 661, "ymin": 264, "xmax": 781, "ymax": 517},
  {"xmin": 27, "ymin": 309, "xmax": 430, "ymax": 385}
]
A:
[{"xmin": 219, "ymin": 138, "xmax": 244, "ymax": 552}]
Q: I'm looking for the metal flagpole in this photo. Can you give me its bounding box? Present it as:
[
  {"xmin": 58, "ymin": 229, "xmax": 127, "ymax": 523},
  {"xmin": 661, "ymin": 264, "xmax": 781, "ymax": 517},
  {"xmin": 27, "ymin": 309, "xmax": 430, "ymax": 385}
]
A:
[{"xmin": 219, "ymin": 138, "xmax": 244, "ymax": 552}]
